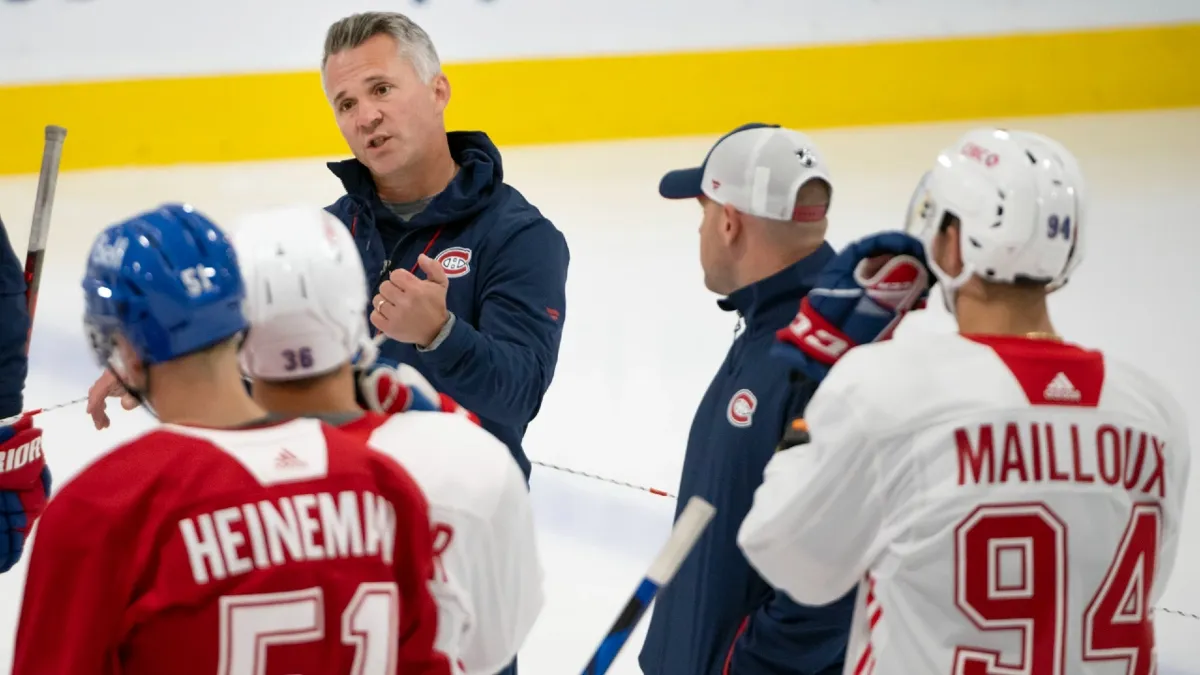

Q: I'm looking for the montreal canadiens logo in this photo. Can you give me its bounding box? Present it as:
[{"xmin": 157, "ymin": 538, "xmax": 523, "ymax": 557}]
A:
[
  {"xmin": 726, "ymin": 389, "xmax": 757, "ymax": 428},
  {"xmin": 435, "ymin": 247, "xmax": 472, "ymax": 278}
]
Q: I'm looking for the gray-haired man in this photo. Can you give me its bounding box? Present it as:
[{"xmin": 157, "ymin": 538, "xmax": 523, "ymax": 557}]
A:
[
  {"xmin": 320, "ymin": 13, "xmax": 569, "ymax": 489},
  {"xmin": 321, "ymin": 12, "xmax": 568, "ymax": 675}
]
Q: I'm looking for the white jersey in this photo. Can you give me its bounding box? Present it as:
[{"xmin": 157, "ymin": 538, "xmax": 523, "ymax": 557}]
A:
[
  {"xmin": 738, "ymin": 333, "xmax": 1191, "ymax": 675},
  {"xmin": 341, "ymin": 411, "xmax": 544, "ymax": 675}
]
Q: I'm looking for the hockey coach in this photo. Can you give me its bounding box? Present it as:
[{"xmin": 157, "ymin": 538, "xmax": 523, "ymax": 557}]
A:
[
  {"xmin": 319, "ymin": 11, "xmax": 570, "ymax": 481},
  {"xmin": 639, "ymin": 124, "xmax": 855, "ymax": 675}
]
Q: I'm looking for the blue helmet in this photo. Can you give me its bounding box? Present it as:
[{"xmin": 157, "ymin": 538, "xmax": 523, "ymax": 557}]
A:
[{"xmin": 82, "ymin": 203, "xmax": 248, "ymax": 368}]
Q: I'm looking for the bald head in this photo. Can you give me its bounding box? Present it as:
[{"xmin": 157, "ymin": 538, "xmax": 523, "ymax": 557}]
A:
[
  {"xmin": 751, "ymin": 178, "xmax": 831, "ymax": 251},
  {"xmin": 696, "ymin": 177, "xmax": 833, "ymax": 295}
]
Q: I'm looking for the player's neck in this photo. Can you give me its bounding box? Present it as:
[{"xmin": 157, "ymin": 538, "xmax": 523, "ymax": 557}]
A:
[
  {"xmin": 252, "ymin": 367, "xmax": 361, "ymax": 418},
  {"xmin": 373, "ymin": 143, "xmax": 457, "ymax": 204},
  {"xmin": 955, "ymin": 288, "xmax": 1057, "ymax": 339},
  {"xmin": 736, "ymin": 236, "xmax": 827, "ymax": 291},
  {"xmin": 147, "ymin": 358, "xmax": 265, "ymax": 428}
]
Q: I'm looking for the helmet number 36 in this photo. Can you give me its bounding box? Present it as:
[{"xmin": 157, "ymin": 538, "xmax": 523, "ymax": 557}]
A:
[{"xmin": 180, "ymin": 264, "xmax": 216, "ymax": 298}]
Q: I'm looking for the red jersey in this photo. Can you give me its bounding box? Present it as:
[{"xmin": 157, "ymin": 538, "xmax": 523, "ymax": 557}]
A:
[{"xmin": 13, "ymin": 418, "xmax": 451, "ymax": 675}]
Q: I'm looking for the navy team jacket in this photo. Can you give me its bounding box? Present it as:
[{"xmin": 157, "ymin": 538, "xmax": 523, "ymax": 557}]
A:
[
  {"xmin": 324, "ymin": 131, "xmax": 570, "ymax": 479},
  {"xmin": 639, "ymin": 243, "xmax": 856, "ymax": 675},
  {"xmin": 0, "ymin": 217, "xmax": 29, "ymax": 418}
]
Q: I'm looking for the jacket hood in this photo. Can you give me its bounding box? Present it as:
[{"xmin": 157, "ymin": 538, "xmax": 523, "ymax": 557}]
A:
[{"xmin": 326, "ymin": 131, "xmax": 505, "ymax": 230}]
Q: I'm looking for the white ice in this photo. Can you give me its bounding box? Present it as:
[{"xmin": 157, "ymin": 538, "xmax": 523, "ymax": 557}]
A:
[{"xmin": 0, "ymin": 109, "xmax": 1197, "ymax": 674}]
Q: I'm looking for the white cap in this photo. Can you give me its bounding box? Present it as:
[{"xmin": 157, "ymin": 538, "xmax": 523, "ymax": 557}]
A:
[{"xmin": 659, "ymin": 123, "xmax": 832, "ymax": 222}]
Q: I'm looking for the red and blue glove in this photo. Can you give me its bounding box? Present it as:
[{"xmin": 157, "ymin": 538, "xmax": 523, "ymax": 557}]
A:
[
  {"xmin": 357, "ymin": 362, "xmax": 480, "ymax": 425},
  {"xmin": 773, "ymin": 231, "xmax": 933, "ymax": 382},
  {"xmin": 0, "ymin": 412, "xmax": 51, "ymax": 574}
]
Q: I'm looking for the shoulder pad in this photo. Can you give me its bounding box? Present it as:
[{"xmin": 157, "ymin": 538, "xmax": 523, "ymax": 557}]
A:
[{"xmin": 776, "ymin": 417, "xmax": 811, "ymax": 452}]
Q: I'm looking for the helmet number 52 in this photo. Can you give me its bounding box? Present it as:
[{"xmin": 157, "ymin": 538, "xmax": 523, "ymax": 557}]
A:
[{"xmin": 181, "ymin": 264, "xmax": 216, "ymax": 298}]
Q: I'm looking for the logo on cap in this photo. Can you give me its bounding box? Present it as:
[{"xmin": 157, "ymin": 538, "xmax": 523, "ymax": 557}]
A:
[{"xmin": 796, "ymin": 149, "xmax": 818, "ymax": 168}]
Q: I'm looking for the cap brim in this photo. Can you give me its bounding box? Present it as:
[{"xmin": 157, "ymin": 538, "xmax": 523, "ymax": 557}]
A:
[{"xmin": 659, "ymin": 167, "xmax": 705, "ymax": 200}]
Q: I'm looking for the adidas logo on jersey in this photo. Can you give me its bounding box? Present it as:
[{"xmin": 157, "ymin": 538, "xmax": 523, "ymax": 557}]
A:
[
  {"xmin": 1044, "ymin": 372, "xmax": 1081, "ymax": 402},
  {"xmin": 274, "ymin": 449, "xmax": 306, "ymax": 469}
]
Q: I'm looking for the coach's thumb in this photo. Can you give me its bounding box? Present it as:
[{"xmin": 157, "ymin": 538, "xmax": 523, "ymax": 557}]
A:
[{"xmin": 417, "ymin": 254, "xmax": 449, "ymax": 288}]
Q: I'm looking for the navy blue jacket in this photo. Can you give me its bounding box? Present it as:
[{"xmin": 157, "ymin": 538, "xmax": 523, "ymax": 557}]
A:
[
  {"xmin": 639, "ymin": 244, "xmax": 855, "ymax": 675},
  {"xmin": 0, "ymin": 217, "xmax": 29, "ymax": 418},
  {"xmin": 324, "ymin": 132, "xmax": 569, "ymax": 479}
]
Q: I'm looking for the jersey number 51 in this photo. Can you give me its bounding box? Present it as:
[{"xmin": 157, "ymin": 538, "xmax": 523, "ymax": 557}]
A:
[{"xmin": 218, "ymin": 582, "xmax": 399, "ymax": 675}]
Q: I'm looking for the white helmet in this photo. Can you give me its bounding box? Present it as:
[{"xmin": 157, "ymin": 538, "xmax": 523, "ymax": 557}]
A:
[
  {"xmin": 904, "ymin": 128, "xmax": 1086, "ymax": 313},
  {"xmin": 232, "ymin": 205, "xmax": 378, "ymax": 380}
]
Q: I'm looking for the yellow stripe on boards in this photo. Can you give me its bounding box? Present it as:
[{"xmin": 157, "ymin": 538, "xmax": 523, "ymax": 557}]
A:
[{"xmin": 0, "ymin": 22, "xmax": 1196, "ymax": 175}]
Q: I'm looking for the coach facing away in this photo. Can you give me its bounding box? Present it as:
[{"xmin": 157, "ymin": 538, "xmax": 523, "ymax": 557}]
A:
[
  {"xmin": 639, "ymin": 124, "xmax": 855, "ymax": 675},
  {"xmin": 318, "ymin": 12, "xmax": 570, "ymax": 481}
]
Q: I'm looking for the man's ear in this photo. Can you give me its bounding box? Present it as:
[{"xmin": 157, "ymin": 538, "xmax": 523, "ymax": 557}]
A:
[
  {"xmin": 722, "ymin": 203, "xmax": 743, "ymax": 246},
  {"xmin": 432, "ymin": 73, "xmax": 451, "ymax": 113},
  {"xmin": 112, "ymin": 334, "xmax": 144, "ymax": 387},
  {"xmin": 936, "ymin": 219, "xmax": 964, "ymax": 277}
]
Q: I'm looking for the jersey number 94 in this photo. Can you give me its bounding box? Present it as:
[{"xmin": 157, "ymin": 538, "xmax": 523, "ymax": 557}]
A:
[{"xmin": 954, "ymin": 502, "xmax": 1159, "ymax": 675}]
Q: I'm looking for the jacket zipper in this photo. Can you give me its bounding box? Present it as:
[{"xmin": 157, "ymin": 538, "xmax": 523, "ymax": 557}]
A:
[
  {"xmin": 374, "ymin": 225, "xmax": 448, "ymax": 289},
  {"xmin": 367, "ymin": 223, "xmax": 423, "ymax": 340},
  {"xmin": 374, "ymin": 228, "xmax": 422, "ymax": 291},
  {"xmin": 726, "ymin": 314, "xmax": 745, "ymax": 375}
]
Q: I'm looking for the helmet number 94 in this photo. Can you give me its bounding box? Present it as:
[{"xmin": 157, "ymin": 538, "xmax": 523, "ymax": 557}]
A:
[
  {"xmin": 1047, "ymin": 215, "xmax": 1072, "ymax": 240},
  {"xmin": 180, "ymin": 264, "xmax": 216, "ymax": 298}
]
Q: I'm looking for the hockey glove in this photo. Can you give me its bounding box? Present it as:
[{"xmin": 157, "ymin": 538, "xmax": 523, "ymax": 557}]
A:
[
  {"xmin": 773, "ymin": 231, "xmax": 932, "ymax": 382},
  {"xmin": 357, "ymin": 362, "xmax": 480, "ymax": 425},
  {"xmin": 0, "ymin": 412, "xmax": 51, "ymax": 573}
]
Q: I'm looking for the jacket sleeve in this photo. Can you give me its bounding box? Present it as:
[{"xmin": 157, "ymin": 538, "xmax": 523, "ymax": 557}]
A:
[
  {"xmin": 417, "ymin": 217, "xmax": 568, "ymax": 426},
  {"xmin": 737, "ymin": 356, "xmax": 885, "ymax": 607},
  {"xmin": 719, "ymin": 376, "xmax": 857, "ymax": 675},
  {"xmin": 720, "ymin": 589, "xmax": 855, "ymax": 675},
  {"xmin": 0, "ymin": 218, "xmax": 29, "ymax": 418}
]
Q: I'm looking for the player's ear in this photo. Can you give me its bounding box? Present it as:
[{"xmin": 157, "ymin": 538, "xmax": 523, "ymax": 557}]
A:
[
  {"xmin": 112, "ymin": 334, "xmax": 145, "ymax": 387},
  {"xmin": 934, "ymin": 214, "xmax": 964, "ymax": 277},
  {"xmin": 722, "ymin": 204, "xmax": 743, "ymax": 246}
]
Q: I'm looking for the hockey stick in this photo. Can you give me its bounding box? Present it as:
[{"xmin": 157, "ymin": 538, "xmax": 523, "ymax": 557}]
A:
[
  {"xmin": 23, "ymin": 125, "xmax": 68, "ymax": 356},
  {"xmin": 580, "ymin": 496, "xmax": 716, "ymax": 675}
]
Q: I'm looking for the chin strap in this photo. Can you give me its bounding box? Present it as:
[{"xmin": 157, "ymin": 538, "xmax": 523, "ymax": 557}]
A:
[{"xmin": 106, "ymin": 350, "xmax": 159, "ymax": 422}]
